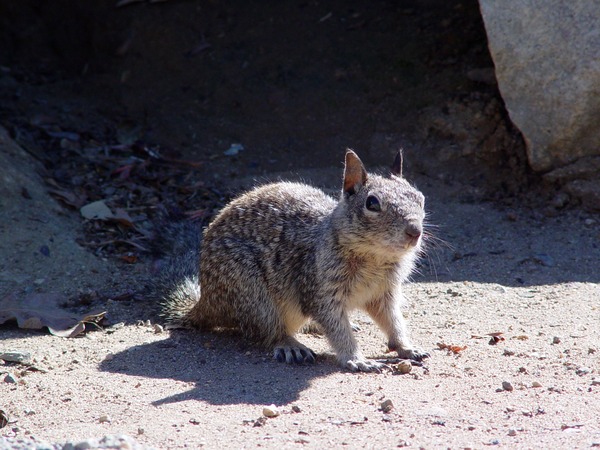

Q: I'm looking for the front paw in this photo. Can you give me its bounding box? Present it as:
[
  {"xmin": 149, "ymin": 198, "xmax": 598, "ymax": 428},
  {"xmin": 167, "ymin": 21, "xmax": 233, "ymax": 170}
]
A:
[
  {"xmin": 344, "ymin": 357, "xmax": 386, "ymax": 373},
  {"xmin": 396, "ymin": 347, "xmax": 430, "ymax": 361}
]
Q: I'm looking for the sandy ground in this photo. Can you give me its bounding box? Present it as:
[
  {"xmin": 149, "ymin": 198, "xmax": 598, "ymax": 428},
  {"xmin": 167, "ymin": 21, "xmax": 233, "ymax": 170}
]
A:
[
  {"xmin": 2, "ymin": 158, "xmax": 599, "ymax": 449},
  {"xmin": 1, "ymin": 1, "xmax": 599, "ymax": 448}
]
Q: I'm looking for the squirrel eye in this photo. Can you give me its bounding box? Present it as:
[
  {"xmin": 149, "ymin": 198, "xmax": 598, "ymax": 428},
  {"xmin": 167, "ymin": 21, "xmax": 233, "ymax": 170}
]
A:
[{"xmin": 365, "ymin": 195, "xmax": 381, "ymax": 212}]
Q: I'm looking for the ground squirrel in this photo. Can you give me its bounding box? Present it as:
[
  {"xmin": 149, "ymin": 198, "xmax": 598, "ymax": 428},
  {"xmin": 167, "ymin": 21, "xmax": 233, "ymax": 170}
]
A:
[{"xmin": 154, "ymin": 150, "xmax": 429, "ymax": 372}]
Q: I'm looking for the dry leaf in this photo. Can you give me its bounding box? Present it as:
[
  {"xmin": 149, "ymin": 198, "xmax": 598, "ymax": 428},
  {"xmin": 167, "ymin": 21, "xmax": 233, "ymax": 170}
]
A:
[
  {"xmin": 437, "ymin": 342, "xmax": 467, "ymax": 354},
  {"xmin": 113, "ymin": 163, "xmax": 135, "ymax": 180},
  {"xmin": 81, "ymin": 200, "xmax": 114, "ymax": 220},
  {"xmin": 47, "ymin": 187, "xmax": 88, "ymax": 209},
  {"xmin": 0, "ymin": 293, "xmax": 106, "ymax": 338},
  {"xmin": 120, "ymin": 254, "xmax": 138, "ymax": 264},
  {"xmin": 109, "ymin": 208, "xmax": 136, "ymax": 228}
]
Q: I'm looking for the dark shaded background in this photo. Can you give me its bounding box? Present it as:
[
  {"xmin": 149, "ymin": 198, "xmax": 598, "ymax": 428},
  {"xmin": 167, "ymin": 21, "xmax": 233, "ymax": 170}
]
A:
[{"xmin": 0, "ymin": 0, "xmax": 530, "ymax": 196}]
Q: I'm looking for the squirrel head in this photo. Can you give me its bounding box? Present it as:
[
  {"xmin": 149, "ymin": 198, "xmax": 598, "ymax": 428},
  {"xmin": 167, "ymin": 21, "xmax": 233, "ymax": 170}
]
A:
[{"xmin": 338, "ymin": 149, "xmax": 425, "ymax": 260}]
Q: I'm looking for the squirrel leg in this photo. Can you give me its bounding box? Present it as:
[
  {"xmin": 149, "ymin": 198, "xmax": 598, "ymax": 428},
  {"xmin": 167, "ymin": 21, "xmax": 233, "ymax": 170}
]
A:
[
  {"xmin": 314, "ymin": 301, "xmax": 385, "ymax": 372},
  {"xmin": 231, "ymin": 287, "xmax": 316, "ymax": 365},
  {"xmin": 365, "ymin": 296, "xmax": 430, "ymax": 362}
]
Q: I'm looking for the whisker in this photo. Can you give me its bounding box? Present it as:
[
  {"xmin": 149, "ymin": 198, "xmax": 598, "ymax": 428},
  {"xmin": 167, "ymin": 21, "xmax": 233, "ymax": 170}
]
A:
[{"xmin": 416, "ymin": 223, "xmax": 452, "ymax": 281}]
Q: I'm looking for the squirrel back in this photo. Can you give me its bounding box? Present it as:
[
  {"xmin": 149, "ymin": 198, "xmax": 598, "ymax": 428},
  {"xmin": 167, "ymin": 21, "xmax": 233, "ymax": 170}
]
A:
[{"xmin": 153, "ymin": 150, "xmax": 429, "ymax": 371}]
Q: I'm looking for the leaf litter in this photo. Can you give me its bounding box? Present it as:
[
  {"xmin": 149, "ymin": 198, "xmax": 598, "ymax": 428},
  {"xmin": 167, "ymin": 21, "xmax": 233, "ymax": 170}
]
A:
[
  {"xmin": 0, "ymin": 292, "xmax": 106, "ymax": 337},
  {"xmin": 14, "ymin": 116, "xmax": 227, "ymax": 264}
]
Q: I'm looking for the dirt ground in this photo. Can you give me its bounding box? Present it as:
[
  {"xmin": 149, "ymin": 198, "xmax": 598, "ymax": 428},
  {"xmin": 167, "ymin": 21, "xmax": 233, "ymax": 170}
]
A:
[{"xmin": 1, "ymin": 1, "xmax": 599, "ymax": 449}]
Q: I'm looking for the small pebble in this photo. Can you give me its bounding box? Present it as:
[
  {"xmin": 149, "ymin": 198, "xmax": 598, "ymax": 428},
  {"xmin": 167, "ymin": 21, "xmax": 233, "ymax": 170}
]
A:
[
  {"xmin": 576, "ymin": 366, "xmax": 591, "ymax": 376},
  {"xmin": 394, "ymin": 360, "xmax": 412, "ymax": 374},
  {"xmin": 591, "ymin": 378, "xmax": 600, "ymax": 386},
  {"xmin": 551, "ymin": 192, "xmax": 570, "ymax": 209},
  {"xmin": 74, "ymin": 438, "xmax": 98, "ymax": 449},
  {"xmin": 552, "ymin": 336, "xmax": 561, "ymax": 344},
  {"xmin": 3, "ymin": 373, "xmax": 17, "ymax": 383},
  {"xmin": 508, "ymin": 429, "xmax": 517, "ymax": 436},
  {"xmin": 502, "ymin": 381, "xmax": 514, "ymax": 392},
  {"xmin": 503, "ymin": 348, "xmax": 515, "ymax": 356},
  {"xmin": 153, "ymin": 324, "xmax": 164, "ymax": 334},
  {"xmin": 224, "ymin": 143, "xmax": 244, "ymax": 156},
  {"xmin": 98, "ymin": 414, "xmax": 111, "ymax": 423},
  {"xmin": 532, "ymin": 381, "xmax": 543, "ymax": 388},
  {"xmin": 492, "ymin": 284, "xmax": 507, "ymax": 294},
  {"xmin": 380, "ymin": 399, "xmax": 394, "ymax": 413},
  {"xmin": 291, "ymin": 405, "xmax": 301, "ymax": 413},
  {"xmin": 262, "ymin": 404, "xmax": 280, "ymax": 418},
  {"xmin": 253, "ymin": 417, "xmax": 267, "ymax": 427},
  {"xmin": 0, "ymin": 351, "xmax": 32, "ymax": 364}
]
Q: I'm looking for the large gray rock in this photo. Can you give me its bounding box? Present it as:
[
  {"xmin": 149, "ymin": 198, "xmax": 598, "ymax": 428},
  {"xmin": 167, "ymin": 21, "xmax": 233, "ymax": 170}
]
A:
[{"xmin": 479, "ymin": 1, "xmax": 600, "ymax": 172}]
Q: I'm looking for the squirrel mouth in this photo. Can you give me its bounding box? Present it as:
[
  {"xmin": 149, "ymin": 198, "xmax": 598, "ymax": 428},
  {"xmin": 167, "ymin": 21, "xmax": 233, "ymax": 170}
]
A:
[
  {"xmin": 399, "ymin": 236, "xmax": 421, "ymax": 250},
  {"xmin": 406, "ymin": 236, "xmax": 421, "ymax": 248}
]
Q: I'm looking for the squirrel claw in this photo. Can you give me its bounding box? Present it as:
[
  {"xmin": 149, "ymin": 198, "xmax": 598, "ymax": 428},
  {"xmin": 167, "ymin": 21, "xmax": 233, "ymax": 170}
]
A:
[
  {"xmin": 349, "ymin": 322, "xmax": 362, "ymax": 332},
  {"xmin": 273, "ymin": 345, "xmax": 316, "ymax": 365},
  {"xmin": 345, "ymin": 358, "xmax": 387, "ymax": 373},
  {"xmin": 396, "ymin": 348, "xmax": 430, "ymax": 362}
]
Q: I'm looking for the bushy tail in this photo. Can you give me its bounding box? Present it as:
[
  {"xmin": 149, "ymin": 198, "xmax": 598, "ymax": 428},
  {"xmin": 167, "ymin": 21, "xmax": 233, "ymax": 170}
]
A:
[{"xmin": 148, "ymin": 221, "xmax": 202, "ymax": 328}]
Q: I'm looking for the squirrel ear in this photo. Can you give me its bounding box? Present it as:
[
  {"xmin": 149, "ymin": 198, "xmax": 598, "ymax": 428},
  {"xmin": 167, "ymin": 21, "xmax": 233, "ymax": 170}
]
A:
[
  {"xmin": 343, "ymin": 149, "xmax": 368, "ymax": 195},
  {"xmin": 391, "ymin": 149, "xmax": 403, "ymax": 177}
]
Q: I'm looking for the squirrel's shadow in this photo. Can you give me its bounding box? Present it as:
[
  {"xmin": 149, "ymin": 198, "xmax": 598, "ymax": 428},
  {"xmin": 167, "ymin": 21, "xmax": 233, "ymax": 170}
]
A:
[{"xmin": 99, "ymin": 329, "xmax": 337, "ymax": 406}]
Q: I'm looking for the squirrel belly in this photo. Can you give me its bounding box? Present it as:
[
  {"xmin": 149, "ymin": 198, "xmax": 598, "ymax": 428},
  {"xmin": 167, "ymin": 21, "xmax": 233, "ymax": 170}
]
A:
[{"xmin": 152, "ymin": 150, "xmax": 429, "ymax": 372}]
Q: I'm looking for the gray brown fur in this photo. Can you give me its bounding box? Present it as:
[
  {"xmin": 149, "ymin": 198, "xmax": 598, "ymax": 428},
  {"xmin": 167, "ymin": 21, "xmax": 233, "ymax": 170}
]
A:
[{"xmin": 156, "ymin": 150, "xmax": 429, "ymax": 372}]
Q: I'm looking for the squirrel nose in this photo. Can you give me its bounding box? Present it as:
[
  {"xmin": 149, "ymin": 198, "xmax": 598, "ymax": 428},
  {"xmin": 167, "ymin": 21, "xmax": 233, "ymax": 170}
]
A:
[{"xmin": 405, "ymin": 223, "xmax": 422, "ymax": 240}]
